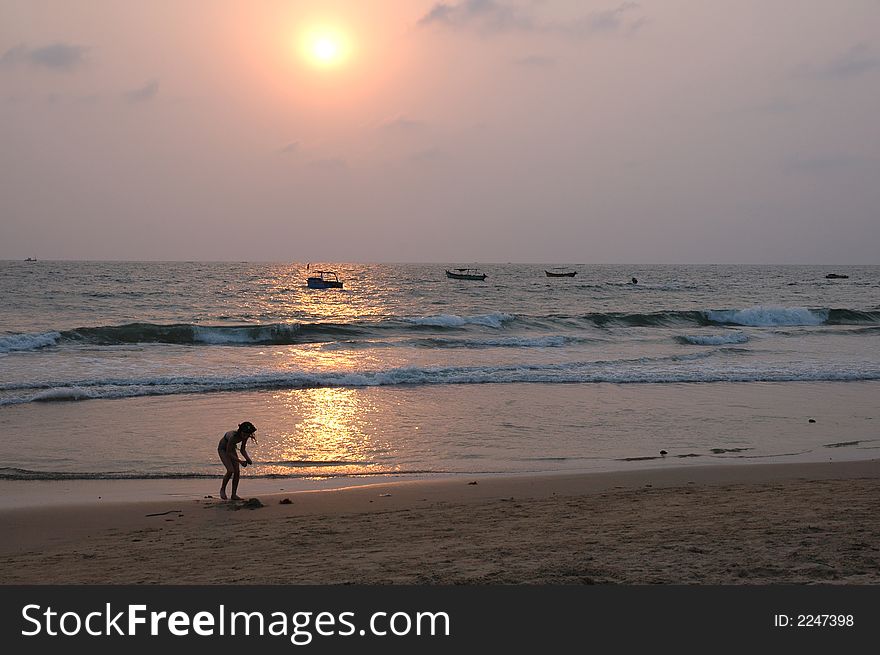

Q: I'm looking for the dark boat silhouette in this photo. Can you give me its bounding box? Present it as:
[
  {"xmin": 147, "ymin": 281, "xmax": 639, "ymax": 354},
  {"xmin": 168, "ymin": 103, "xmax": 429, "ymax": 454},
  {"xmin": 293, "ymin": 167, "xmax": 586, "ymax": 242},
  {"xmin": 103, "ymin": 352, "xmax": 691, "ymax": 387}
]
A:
[
  {"xmin": 445, "ymin": 268, "xmax": 487, "ymax": 281},
  {"xmin": 307, "ymin": 271, "xmax": 343, "ymax": 289}
]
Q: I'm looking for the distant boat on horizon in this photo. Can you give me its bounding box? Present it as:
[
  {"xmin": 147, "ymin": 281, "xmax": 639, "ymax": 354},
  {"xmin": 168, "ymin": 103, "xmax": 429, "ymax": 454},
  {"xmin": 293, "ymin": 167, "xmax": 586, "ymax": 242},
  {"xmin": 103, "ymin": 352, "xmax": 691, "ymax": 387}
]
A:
[
  {"xmin": 545, "ymin": 268, "xmax": 577, "ymax": 277},
  {"xmin": 445, "ymin": 268, "xmax": 487, "ymax": 281},
  {"xmin": 307, "ymin": 270, "xmax": 343, "ymax": 289},
  {"xmin": 24, "ymin": 257, "xmax": 37, "ymax": 262}
]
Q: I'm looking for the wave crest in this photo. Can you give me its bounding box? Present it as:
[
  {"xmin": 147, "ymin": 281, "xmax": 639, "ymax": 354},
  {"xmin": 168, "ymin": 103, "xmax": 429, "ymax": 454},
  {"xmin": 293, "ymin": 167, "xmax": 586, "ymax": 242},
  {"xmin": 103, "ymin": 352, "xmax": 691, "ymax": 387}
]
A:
[
  {"xmin": 403, "ymin": 313, "xmax": 515, "ymax": 328},
  {"xmin": 3, "ymin": 356, "xmax": 879, "ymax": 406},
  {"xmin": 2, "ymin": 307, "xmax": 877, "ymax": 354},
  {"xmin": 676, "ymin": 332, "xmax": 750, "ymax": 346},
  {"xmin": 0, "ymin": 331, "xmax": 61, "ymax": 353},
  {"xmin": 706, "ymin": 306, "xmax": 827, "ymax": 327}
]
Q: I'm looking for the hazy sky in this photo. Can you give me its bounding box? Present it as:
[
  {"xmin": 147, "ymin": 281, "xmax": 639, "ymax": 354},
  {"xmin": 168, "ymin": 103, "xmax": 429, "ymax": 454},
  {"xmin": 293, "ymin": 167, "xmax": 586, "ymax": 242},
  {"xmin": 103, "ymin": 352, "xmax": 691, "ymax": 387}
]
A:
[{"xmin": 1, "ymin": 1, "xmax": 878, "ymax": 263}]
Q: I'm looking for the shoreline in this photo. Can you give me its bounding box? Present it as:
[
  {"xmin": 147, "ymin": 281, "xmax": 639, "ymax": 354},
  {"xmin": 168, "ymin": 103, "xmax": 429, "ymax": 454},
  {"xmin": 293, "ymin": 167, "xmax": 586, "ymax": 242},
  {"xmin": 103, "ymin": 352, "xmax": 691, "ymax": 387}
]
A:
[
  {"xmin": 1, "ymin": 449, "xmax": 877, "ymax": 510},
  {"xmin": 2, "ymin": 458, "xmax": 878, "ymax": 584}
]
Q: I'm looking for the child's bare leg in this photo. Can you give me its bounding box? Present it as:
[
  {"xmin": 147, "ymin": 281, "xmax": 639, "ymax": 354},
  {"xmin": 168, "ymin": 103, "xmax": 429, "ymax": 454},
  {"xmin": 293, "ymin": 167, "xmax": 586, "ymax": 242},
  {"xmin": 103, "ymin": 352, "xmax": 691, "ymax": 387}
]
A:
[
  {"xmin": 220, "ymin": 471, "xmax": 231, "ymax": 499},
  {"xmin": 231, "ymin": 470, "xmax": 241, "ymax": 500},
  {"xmin": 219, "ymin": 451, "xmax": 234, "ymax": 500}
]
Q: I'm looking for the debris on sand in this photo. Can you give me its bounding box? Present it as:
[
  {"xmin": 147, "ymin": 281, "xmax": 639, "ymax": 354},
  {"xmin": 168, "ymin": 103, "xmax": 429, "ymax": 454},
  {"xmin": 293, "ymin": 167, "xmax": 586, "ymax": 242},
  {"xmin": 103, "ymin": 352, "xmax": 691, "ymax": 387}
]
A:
[
  {"xmin": 226, "ymin": 498, "xmax": 264, "ymax": 511},
  {"xmin": 279, "ymin": 498, "xmax": 293, "ymax": 505}
]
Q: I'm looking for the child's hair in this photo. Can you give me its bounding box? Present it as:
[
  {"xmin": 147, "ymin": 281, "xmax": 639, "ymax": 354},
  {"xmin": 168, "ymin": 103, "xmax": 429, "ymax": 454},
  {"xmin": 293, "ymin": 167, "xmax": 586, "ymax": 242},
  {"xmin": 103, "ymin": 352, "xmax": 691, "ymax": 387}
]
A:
[{"xmin": 238, "ymin": 421, "xmax": 257, "ymax": 442}]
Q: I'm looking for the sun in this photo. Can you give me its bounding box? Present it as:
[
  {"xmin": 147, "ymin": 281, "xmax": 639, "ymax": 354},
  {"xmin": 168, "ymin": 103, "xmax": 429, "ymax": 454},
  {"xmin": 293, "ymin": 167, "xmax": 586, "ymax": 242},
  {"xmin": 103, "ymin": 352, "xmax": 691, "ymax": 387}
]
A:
[
  {"xmin": 313, "ymin": 38, "xmax": 339, "ymax": 62},
  {"xmin": 302, "ymin": 29, "xmax": 349, "ymax": 68}
]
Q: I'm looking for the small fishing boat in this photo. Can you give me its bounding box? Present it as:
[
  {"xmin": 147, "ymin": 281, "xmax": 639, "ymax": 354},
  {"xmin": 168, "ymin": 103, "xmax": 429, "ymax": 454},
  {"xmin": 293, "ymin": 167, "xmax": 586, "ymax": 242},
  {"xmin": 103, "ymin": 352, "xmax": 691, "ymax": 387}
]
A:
[
  {"xmin": 445, "ymin": 268, "xmax": 487, "ymax": 281},
  {"xmin": 307, "ymin": 271, "xmax": 343, "ymax": 289},
  {"xmin": 25, "ymin": 257, "xmax": 37, "ymax": 262},
  {"xmin": 545, "ymin": 268, "xmax": 577, "ymax": 277},
  {"xmin": 825, "ymin": 273, "xmax": 849, "ymax": 279}
]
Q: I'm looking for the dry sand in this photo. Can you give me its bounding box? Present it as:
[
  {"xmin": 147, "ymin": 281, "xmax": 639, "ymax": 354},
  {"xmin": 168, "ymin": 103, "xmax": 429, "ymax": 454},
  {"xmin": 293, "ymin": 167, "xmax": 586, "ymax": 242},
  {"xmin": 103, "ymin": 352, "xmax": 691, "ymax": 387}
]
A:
[{"xmin": 2, "ymin": 460, "xmax": 879, "ymax": 584}]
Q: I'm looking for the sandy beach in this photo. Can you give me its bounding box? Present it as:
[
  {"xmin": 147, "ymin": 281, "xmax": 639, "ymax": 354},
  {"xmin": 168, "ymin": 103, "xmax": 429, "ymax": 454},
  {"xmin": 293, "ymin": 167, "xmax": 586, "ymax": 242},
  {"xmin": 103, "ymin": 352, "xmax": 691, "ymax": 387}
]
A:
[{"xmin": 2, "ymin": 459, "xmax": 878, "ymax": 585}]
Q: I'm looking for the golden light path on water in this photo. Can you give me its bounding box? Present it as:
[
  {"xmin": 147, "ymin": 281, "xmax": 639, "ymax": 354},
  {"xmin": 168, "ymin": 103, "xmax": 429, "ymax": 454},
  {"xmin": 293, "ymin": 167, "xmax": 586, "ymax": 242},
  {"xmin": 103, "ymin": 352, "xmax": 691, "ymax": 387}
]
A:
[
  {"xmin": 252, "ymin": 263, "xmax": 409, "ymax": 372},
  {"xmin": 230, "ymin": 264, "xmax": 413, "ymax": 479},
  {"xmin": 260, "ymin": 263, "xmax": 395, "ymax": 323},
  {"xmin": 260, "ymin": 381, "xmax": 396, "ymax": 480}
]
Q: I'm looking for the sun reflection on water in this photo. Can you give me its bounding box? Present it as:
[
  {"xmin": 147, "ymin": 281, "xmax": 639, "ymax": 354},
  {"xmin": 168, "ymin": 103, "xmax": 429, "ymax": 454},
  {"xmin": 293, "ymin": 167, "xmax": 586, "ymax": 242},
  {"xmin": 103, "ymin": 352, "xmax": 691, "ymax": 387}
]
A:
[
  {"xmin": 259, "ymin": 387, "xmax": 394, "ymax": 479},
  {"xmin": 236, "ymin": 264, "xmax": 412, "ymax": 479},
  {"xmin": 258, "ymin": 263, "xmax": 398, "ymax": 324},
  {"xmin": 253, "ymin": 263, "xmax": 412, "ymax": 374}
]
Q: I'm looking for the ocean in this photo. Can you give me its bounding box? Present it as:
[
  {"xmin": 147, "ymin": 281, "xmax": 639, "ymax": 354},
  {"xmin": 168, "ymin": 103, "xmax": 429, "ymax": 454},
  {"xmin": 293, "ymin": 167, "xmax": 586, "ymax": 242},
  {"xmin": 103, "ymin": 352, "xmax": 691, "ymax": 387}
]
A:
[{"xmin": 1, "ymin": 261, "xmax": 878, "ymax": 486}]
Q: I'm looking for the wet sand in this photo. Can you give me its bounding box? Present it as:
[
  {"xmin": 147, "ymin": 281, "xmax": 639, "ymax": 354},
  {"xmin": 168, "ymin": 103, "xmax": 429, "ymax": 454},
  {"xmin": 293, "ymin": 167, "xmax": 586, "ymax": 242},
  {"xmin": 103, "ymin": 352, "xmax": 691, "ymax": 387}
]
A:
[{"xmin": 2, "ymin": 460, "xmax": 878, "ymax": 584}]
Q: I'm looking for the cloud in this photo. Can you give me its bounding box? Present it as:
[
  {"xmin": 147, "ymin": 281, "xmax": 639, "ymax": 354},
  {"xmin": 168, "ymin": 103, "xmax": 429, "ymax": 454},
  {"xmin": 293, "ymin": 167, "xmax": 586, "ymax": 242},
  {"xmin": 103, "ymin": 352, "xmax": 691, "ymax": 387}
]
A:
[
  {"xmin": 799, "ymin": 43, "xmax": 880, "ymax": 81},
  {"xmin": 1, "ymin": 42, "xmax": 88, "ymax": 71},
  {"xmin": 571, "ymin": 2, "xmax": 639, "ymax": 33},
  {"xmin": 380, "ymin": 116, "xmax": 429, "ymax": 132},
  {"xmin": 124, "ymin": 79, "xmax": 159, "ymax": 103},
  {"xmin": 418, "ymin": 1, "xmax": 644, "ymax": 38},
  {"xmin": 552, "ymin": 2, "xmax": 646, "ymax": 38},
  {"xmin": 823, "ymin": 43, "xmax": 880, "ymax": 79},
  {"xmin": 418, "ymin": 0, "xmax": 532, "ymax": 33}
]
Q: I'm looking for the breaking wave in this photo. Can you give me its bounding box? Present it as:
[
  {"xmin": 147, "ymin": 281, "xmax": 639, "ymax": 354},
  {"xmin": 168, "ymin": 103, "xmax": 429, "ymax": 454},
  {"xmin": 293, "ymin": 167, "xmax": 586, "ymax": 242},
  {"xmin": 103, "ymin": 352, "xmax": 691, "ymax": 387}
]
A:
[
  {"xmin": 1, "ymin": 307, "xmax": 877, "ymax": 354},
  {"xmin": 0, "ymin": 331, "xmax": 61, "ymax": 353},
  {"xmin": 675, "ymin": 332, "xmax": 750, "ymax": 346},
  {"xmin": 3, "ymin": 354, "xmax": 879, "ymax": 406},
  {"xmin": 705, "ymin": 307, "xmax": 828, "ymax": 327},
  {"xmin": 584, "ymin": 307, "xmax": 879, "ymax": 328},
  {"xmin": 402, "ymin": 313, "xmax": 514, "ymax": 328}
]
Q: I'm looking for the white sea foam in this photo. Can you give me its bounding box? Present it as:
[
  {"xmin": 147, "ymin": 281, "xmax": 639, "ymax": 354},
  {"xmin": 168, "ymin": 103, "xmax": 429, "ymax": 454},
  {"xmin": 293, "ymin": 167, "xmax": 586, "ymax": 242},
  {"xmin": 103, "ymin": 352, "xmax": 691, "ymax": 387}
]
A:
[
  {"xmin": 419, "ymin": 335, "xmax": 576, "ymax": 348},
  {"xmin": 192, "ymin": 326, "xmax": 252, "ymax": 345},
  {"xmin": 706, "ymin": 306, "xmax": 828, "ymax": 327},
  {"xmin": 452, "ymin": 335, "xmax": 571, "ymax": 347},
  {"xmin": 678, "ymin": 332, "xmax": 750, "ymax": 346},
  {"xmin": 4, "ymin": 359, "xmax": 880, "ymax": 406},
  {"xmin": 191, "ymin": 324, "xmax": 301, "ymax": 345},
  {"xmin": 0, "ymin": 331, "xmax": 61, "ymax": 353},
  {"xmin": 404, "ymin": 313, "xmax": 515, "ymax": 328},
  {"xmin": 31, "ymin": 387, "xmax": 96, "ymax": 402}
]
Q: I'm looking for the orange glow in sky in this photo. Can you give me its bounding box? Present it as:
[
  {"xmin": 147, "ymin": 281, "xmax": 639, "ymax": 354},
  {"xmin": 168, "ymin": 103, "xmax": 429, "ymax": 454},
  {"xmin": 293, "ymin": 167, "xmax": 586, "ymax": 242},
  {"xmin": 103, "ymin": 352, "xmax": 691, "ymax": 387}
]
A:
[{"xmin": 4, "ymin": 2, "xmax": 878, "ymax": 263}]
